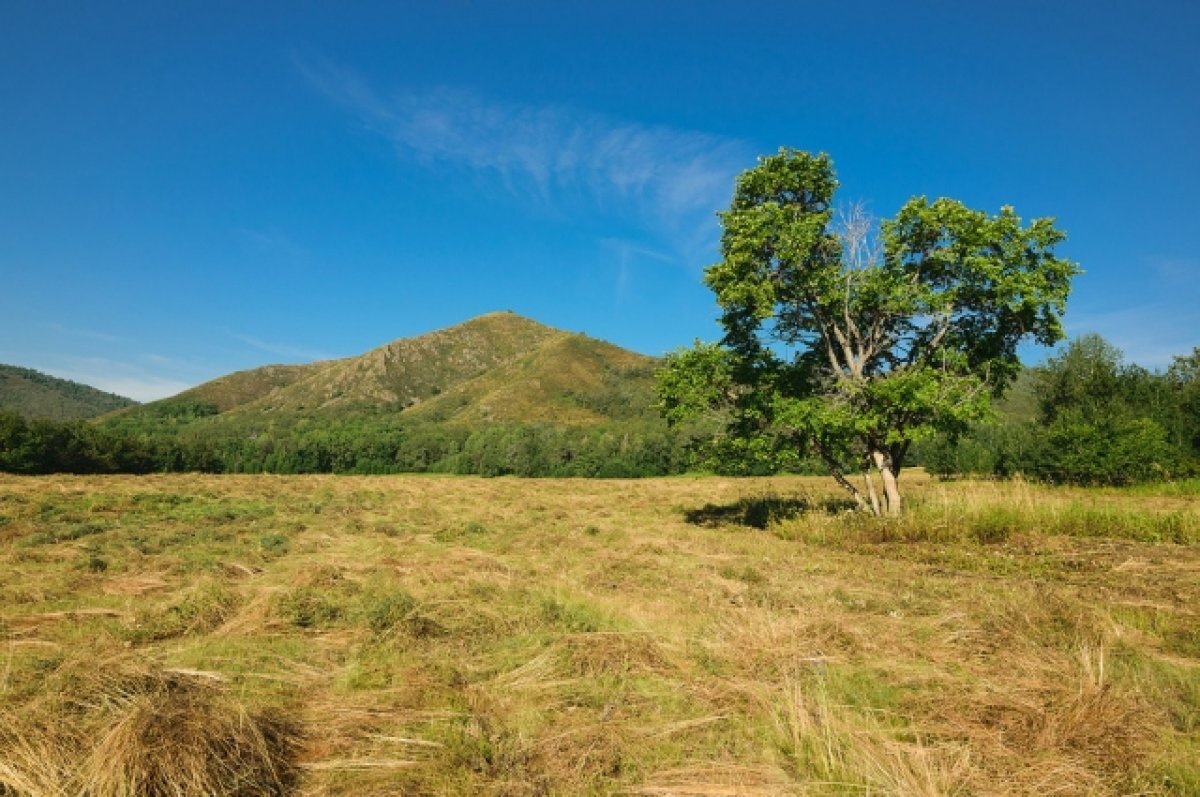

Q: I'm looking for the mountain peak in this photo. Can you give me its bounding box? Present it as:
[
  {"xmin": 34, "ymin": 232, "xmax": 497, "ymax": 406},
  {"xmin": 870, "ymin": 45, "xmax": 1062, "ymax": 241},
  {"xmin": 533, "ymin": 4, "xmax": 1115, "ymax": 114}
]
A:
[{"xmin": 105, "ymin": 312, "xmax": 659, "ymax": 430}]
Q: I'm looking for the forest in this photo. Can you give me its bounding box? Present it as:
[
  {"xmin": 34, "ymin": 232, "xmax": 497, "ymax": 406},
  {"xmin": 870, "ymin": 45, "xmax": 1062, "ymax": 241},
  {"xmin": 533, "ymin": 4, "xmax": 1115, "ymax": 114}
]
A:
[{"xmin": 1, "ymin": 334, "xmax": 1196, "ymax": 485}]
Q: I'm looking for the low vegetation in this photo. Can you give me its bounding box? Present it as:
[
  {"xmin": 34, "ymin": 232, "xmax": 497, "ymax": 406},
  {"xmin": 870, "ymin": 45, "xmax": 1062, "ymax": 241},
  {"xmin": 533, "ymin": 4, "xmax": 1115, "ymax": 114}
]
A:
[{"xmin": 2, "ymin": 472, "xmax": 1197, "ymax": 795}]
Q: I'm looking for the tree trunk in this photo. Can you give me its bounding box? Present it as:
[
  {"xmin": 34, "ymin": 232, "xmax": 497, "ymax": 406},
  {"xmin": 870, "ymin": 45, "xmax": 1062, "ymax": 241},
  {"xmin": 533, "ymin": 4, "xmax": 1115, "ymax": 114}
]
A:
[
  {"xmin": 862, "ymin": 468, "xmax": 881, "ymax": 516},
  {"xmin": 870, "ymin": 449, "xmax": 902, "ymax": 515}
]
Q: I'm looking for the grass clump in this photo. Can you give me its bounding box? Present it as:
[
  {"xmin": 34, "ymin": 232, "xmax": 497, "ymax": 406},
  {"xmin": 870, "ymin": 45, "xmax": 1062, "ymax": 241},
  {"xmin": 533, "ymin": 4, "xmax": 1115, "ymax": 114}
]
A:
[
  {"xmin": 0, "ymin": 659, "xmax": 298, "ymax": 797},
  {"xmin": 763, "ymin": 673, "xmax": 965, "ymax": 795},
  {"xmin": 276, "ymin": 586, "xmax": 343, "ymax": 629},
  {"xmin": 358, "ymin": 587, "xmax": 443, "ymax": 638},
  {"xmin": 363, "ymin": 589, "xmax": 418, "ymax": 634},
  {"xmin": 537, "ymin": 592, "xmax": 614, "ymax": 633},
  {"xmin": 122, "ymin": 581, "xmax": 242, "ymax": 643}
]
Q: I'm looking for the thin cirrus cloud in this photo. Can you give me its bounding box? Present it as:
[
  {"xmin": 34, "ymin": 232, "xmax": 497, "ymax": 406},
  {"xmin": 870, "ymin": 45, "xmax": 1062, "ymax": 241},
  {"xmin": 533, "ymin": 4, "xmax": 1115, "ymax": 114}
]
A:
[
  {"xmin": 300, "ymin": 59, "xmax": 751, "ymax": 259},
  {"xmin": 1061, "ymin": 254, "xmax": 1200, "ymax": 367},
  {"xmin": 46, "ymin": 323, "xmax": 124, "ymax": 344},
  {"xmin": 231, "ymin": 332, "xmax": 337, "ymax": 363}
]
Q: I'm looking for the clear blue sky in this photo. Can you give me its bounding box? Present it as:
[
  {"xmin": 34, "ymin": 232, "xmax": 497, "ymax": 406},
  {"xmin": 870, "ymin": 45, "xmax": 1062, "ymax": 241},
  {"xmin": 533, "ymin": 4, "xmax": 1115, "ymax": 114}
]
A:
[{"xmin": 2, "ymin": 1, "xmax": 1197, "ymax": 401}]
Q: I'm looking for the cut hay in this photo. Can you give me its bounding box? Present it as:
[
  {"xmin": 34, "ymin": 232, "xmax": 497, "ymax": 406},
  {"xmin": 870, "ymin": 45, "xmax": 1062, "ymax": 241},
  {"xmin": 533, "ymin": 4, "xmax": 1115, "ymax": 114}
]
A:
[{"xmin": 0, "ymin": 659, "xmax": 299, "ymax": 797}]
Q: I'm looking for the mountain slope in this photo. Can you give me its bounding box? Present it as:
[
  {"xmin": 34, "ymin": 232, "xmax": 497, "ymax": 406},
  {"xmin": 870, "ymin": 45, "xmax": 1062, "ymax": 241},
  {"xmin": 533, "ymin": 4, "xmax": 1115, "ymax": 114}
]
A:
[
  {"xmin": 105, "ymin": 312, "xmax": 662, "ymax": 432},
  {"xmin": 240, "ymin": 311, "xmax": 564, "ymax": 415},
  {"xmin": 0, "ymin": 365, "xmax": 138, "ymax": 420},
  {"xmin": 162, "ymin": 364, "xmax": 312, "ymax": 414},
  {"xmin": 407, "ymin": 332, "xmax": 658, "ymax": 425}
]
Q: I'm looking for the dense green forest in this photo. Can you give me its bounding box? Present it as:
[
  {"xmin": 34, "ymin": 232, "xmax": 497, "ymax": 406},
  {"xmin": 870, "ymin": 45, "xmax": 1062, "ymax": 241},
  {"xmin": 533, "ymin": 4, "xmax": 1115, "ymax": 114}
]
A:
[
  {"xmin": 0, "ymin": 410, "xmax": 698, "ymax": 477},
  {"xmin": 1, "ymin": 335, "xmax": 1196, "ymax": 483}
]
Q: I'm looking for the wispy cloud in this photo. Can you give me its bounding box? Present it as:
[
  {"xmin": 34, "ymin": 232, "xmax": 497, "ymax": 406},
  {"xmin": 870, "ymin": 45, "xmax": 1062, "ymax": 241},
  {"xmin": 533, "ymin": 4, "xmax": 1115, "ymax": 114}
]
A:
[
  {"xmin": 1148, "ymin": 256, "xmax": 1200, "ymax": 290},
  {"xmin": 86, "ymin": 376, "xmax": 195, "ymax": 404},
  {"xmin": 600, "ymin": 237, "xmax": 679, "ymax": 301},
  {"xmin": 46, "ymin": 323, "xmax": 123, "ymax": 343},
  {"xmin": 231, "ymin": 333, "xmax": 336, "ymax": 362},
  {"xmin": 141, "ymin": 353, "xmax": 182, "ymax": 367},
  {"xmin": 300, "ymin": 59, "xmax": 750, "ymax": 260},
  {"xmin": 232, "ymin": 226, "xmax": 312, "ymax": 262},
  {"xmin": 1058, "ymin": 254, "xmax": 1200, "ymax": 367},
  {"xmin": 45, "ymin": 357, "xmax": 196, "ymax": 403}
]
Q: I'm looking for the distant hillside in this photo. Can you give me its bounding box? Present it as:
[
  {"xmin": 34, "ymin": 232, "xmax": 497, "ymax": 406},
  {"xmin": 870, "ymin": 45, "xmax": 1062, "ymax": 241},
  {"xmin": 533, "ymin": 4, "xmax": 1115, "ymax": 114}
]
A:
[
  {"xmin": 103, "ymin": 312, "xmax": 663, "ymax": 432},
  {"xmin": 0, "ymin": 365, "xmax": 138, "ymax": 420},
  {"xmin": 88, "ymin": 312, "xmax": 686, "ymax": 476}
]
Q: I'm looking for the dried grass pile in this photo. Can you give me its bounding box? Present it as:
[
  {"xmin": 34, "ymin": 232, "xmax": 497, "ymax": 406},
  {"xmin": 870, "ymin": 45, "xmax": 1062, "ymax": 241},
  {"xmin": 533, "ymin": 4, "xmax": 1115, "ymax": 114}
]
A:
[{"xmin": 0, "ymin": 659, "xmax": 298, "ymax": 797}]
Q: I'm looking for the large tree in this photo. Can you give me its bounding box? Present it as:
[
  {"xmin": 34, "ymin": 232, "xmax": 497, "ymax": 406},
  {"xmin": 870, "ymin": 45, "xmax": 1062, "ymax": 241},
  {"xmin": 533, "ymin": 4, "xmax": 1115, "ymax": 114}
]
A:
[{"xmin": 659, "ymin": 149, "xmax": 1078, "ymax": 514}]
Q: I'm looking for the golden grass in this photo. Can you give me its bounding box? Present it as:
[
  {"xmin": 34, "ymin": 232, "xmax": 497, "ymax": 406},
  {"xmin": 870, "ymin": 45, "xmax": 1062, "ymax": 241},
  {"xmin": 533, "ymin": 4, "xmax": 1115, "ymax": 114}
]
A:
[
  {"xmin": 0, "ymin": 657, "xmax": 298, "ymax": 797},
  {"xmin": 0, "ymin": 472, "xmax": 1197, "ymax": 795}
]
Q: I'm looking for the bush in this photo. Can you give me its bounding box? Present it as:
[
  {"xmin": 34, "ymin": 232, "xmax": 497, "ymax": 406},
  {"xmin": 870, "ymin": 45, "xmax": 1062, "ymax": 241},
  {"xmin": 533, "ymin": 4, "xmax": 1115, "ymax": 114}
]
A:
[{"xmin": 1031, "ymin": 411, "xmax": 1183, "ymax": 486}]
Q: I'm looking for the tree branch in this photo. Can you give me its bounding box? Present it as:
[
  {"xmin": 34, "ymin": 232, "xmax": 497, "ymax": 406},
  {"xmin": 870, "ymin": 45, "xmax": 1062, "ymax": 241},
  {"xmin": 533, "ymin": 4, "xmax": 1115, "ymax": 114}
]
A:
[{"xmin": 813, "ymin": 439, "xmax": 869, "ymax": 511}]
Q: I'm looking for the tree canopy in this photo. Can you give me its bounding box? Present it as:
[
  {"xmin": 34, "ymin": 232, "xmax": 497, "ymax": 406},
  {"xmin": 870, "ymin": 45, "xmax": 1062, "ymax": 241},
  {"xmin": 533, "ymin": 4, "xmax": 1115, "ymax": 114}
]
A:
[{"xmin": 659, "ymin": 148, "xmax": 1079, "ymax": 513}]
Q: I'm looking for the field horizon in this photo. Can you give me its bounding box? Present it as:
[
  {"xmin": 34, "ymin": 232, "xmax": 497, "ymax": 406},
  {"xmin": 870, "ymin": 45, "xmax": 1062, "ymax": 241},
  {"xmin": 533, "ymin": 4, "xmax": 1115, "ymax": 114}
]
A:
[{"xmin": 1, "ymin": 472, "xmax": 1198, "ymax": 795}]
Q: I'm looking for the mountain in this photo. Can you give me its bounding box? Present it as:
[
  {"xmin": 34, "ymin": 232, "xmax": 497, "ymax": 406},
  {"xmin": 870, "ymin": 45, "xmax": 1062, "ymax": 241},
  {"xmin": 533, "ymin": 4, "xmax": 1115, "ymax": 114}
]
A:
[
  {"xmin": 105, "ymin": 312, "xmax": 662, "ymax": 431},
  {"xmin": 0, "ymin": 364, "xmax": 138, "ymax": 420},
  {"xmin": 406, "ymin": 331, "xmax": 657, "ymax": 425}
]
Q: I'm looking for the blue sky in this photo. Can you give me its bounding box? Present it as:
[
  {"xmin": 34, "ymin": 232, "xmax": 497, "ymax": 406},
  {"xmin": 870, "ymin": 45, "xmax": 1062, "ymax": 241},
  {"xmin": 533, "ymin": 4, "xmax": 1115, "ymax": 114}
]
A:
[{"xmin": 2, "ymin": 1, "xmax": 1197, "ymax": 401}]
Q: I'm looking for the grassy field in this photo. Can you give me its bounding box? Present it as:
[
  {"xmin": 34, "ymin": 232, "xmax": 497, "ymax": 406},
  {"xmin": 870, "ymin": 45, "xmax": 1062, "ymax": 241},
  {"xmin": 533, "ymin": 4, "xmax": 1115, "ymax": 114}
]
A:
[{"xmin": 1, "ymin": 473, "xmax": 1197, "ymax": 796}]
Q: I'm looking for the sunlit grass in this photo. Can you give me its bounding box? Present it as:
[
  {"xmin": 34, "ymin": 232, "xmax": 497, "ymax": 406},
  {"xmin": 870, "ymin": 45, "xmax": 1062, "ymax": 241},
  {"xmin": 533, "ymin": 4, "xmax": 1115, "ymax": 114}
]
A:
[{"xmin": 1, "ymin": 472, "xmax": 1197, "ymax": 795}]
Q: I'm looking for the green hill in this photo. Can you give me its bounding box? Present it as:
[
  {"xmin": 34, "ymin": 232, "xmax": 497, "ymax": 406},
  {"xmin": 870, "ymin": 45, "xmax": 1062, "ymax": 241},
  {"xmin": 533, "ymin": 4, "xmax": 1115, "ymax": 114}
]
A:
[
  {"xmin": 110, "ymin": 312, "xmax": 657, "ymax": 429},
  {"xmin": 0, "ymin": 364, "xmax": 138, "ymax": 420},
  {"xmin": 407, "ymin": 331, "xmax": 659, "ymax": 425},
  {"xmin": 92, "ymin": 313, "xmax": 689, "ymax": 476}
]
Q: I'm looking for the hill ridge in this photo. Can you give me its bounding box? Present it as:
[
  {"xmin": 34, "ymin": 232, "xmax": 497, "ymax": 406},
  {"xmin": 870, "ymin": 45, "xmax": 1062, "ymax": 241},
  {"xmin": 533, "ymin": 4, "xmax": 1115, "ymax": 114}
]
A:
[
  {"xmin": 0, "ymin": 364, "xmax": 138, "ymax": 420},
  {"xmin": 106, "ymin": 311, "xmax": 659, "ymax": 428}
]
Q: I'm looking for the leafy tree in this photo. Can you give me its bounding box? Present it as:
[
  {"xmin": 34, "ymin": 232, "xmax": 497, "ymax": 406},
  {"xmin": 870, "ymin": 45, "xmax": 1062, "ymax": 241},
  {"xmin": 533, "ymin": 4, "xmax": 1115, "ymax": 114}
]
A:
[
  {"xmin": 1167, "ymin": 347, "xmax": 1200, "ymax": 457},
  {"xmin": 1031, "ymin": 409, "xmax": 1179, "ymax": 485},
  {"xmin": 1022, "ymin": 335, "xmax": 1190, "ymax": 484},
  {"xmin": 1035, "ymin": 333, "xmax": 1125, "ymax": 422},
  {"xmin": 659, "ymin": 149, "xmax": 1078, "ymax": 513}
]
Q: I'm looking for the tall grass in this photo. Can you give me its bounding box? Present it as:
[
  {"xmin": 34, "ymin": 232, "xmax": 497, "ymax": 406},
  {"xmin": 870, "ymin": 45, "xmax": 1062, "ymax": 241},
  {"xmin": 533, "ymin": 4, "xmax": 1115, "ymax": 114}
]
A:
[{"xmin": 770, "ymin": 476, "xmax": 1200, "ymax": 546}]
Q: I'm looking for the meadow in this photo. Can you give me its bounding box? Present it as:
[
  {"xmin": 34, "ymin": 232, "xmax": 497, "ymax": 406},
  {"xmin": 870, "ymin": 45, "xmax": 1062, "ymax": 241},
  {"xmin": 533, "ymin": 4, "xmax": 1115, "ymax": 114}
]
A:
[{"xmin": 1, "ymin": 472, "xmax": 1197, "ymax": 796}]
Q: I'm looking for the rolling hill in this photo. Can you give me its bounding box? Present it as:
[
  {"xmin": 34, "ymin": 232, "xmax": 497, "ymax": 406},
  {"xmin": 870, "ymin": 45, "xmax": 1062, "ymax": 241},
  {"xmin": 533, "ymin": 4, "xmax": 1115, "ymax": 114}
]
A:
[
  {"xmin": 0, "ymin": 364, "xmax": 138, "ymax": 420},
  {"xmin": 103, "ymin": 311, "xmax": 664, "ymax": 432},
  {"xmin": 88, "ymin": 312, "xmax": 684, "ymax": 476}
]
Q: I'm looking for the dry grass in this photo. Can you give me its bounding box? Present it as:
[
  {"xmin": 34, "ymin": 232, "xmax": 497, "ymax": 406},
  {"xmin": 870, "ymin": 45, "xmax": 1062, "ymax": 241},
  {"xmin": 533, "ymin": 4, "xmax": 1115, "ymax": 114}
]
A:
[
  {"xmin": 1, "ymin": 472, "xmax": 1197, "ymax": 795},
  {"xmin": 0, "ymin": 657, "xmax": 298, "ymax": 797}
]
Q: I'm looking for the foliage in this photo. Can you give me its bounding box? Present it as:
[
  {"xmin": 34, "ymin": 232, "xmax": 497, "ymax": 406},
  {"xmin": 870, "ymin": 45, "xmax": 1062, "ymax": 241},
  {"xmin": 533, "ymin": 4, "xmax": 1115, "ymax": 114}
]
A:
[
  {"xmin": 0, "ymin": 363, "xmax": 138, "ymax": 421},
  {"xmin": 1166, "ymin": 347, "xmax": 1200, "ymax": 456},
  {"xmin": 1024, "ymin": 335, "xmax": 1191, "ymax": 484},
  {"xmin": 921, "ymin": 335, "xmax": 1198, "ymax": 485},
  {"xmin": 1032, "ymin": 410, "xmax": 1180, "ymax": 485},
  {"xmin": 660, "ymin": 148, "xmax": 1078, "ymax": 512},
  {"xmin": 0, "ymin": 408, "xmax": 698, "ymax": 478}
]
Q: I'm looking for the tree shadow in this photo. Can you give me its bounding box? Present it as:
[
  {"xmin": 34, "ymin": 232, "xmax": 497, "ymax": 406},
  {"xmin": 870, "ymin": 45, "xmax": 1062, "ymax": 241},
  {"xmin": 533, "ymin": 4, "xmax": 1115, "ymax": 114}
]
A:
[{"xmin": 683, "ymin": 495, "xmax": 857, "ymax": 529}]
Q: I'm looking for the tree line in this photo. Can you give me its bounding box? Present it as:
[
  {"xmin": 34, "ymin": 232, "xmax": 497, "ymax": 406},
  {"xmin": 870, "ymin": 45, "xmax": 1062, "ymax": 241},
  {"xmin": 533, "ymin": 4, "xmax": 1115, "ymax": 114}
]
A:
[
  {"xmin": 920, "ymin": 336, "xmax": 1199, "ymax": 485},
  {"xmin": 5, "ymin": 146, "xmax": 1196, "ymax": 490},
  {"xmin": 0, "ymin": 413, "xmax": 698, "ymax": 478},
  {"xmin": 1, "ymin": 335, "xmax": 1195, "ymax": 483}
]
